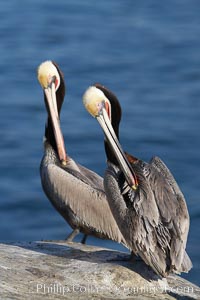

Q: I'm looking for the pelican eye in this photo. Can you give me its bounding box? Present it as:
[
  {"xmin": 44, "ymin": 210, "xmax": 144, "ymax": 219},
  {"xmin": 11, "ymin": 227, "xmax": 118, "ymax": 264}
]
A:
[
  {"xmin": 47, "ymin": 75, "xmax": 59, "ymax": 91},
  {"xmin": 96, "ymin": 100, "xmax": 105, "ymax": 115}
]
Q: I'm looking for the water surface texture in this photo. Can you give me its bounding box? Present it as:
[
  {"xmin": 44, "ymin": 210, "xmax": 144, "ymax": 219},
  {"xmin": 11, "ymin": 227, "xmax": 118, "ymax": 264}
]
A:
[{"xmin": 0, "ymin": 0, "xmax": 199, "ymax": 286}]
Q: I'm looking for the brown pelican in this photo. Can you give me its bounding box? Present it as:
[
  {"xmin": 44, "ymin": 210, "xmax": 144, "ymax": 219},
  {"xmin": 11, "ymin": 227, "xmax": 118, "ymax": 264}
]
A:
[
  {"xmin": 83, "ymin": 83, "xmax": 192, "ymax": 277},
  {"xmin": 37, "ymin": 61, "xmax": 126, "ymax": 244}
]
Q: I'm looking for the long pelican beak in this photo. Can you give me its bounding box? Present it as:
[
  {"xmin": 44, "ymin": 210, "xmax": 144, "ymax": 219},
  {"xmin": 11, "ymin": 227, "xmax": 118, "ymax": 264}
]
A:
[
  {"xmin": 96, "ymin": 106, "xmax": 138, "ymax": 190},
  {"xmin": 44, "ymin": 78, "xmax": 67, "ymax": 164}
]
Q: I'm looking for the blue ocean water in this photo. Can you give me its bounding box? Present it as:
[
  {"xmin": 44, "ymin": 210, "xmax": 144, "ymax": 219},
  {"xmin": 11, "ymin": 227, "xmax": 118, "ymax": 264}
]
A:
[{"xmin": 0, "ymin": 0, "xmax": 199, "ymax": 286}]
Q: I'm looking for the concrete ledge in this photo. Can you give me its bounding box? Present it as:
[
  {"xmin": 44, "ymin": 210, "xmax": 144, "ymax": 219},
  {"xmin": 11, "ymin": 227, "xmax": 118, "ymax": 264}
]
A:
[{"xmin": 0, "ymin": 241, "xmax": 199, "ymax": 299}]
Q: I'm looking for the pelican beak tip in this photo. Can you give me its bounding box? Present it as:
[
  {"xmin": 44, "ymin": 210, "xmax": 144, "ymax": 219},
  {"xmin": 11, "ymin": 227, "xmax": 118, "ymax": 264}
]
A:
[
  {"xmin": 132, "ymin": 184, "xmax": 138, "ymax": 191},
  {"xmin": 61, "ymin": 160, "xmax": 67, "ymax": 166}
]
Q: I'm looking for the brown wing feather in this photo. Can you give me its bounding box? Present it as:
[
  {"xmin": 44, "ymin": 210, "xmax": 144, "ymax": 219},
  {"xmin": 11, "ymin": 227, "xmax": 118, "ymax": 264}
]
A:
[
  {"xmin": 133, "ymin": 159, "xmax": 190, "ymax": 274},
  {"xmin": 150, "ymin": 156, "xmax": 192, "ymax": 271},
  {"xmin": 41, "ymin": 156, "xmax": 125, "ymax": 244},
  {"xmin": 104, "ymin": 159, "xmax": 191, "ymax": 276}
]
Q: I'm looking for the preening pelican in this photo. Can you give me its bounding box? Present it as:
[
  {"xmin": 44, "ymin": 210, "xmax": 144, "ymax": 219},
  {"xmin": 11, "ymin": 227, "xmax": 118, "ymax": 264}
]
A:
[
  {"xmin": 37, "ymin": 62, "xmax": 125, "ymax": 244},
  {"xmin": 83, "ymin": 83, "xmax": 192, "ymax": 277}
]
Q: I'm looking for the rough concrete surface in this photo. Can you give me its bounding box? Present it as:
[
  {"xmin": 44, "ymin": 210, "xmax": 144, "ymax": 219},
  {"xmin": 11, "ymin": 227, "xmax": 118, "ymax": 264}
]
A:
[{"xmin": 0, "ymin": 241, "xmax": 199, "ymax": 300}]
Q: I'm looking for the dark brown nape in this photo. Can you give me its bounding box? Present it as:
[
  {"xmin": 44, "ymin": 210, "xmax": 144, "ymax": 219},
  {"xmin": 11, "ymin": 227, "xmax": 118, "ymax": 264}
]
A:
[
  {"xmin": 94, "ymin": 83, "xmax": 122, "ymax": 166},
  {"xmin": 45, "ymin": 62, "xmax": 66, "ymax": 154}
]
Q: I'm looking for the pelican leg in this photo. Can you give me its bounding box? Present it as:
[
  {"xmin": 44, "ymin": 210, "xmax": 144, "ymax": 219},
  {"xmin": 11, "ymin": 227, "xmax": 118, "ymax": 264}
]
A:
[
  {"xmin": 81, "ymin": 234, "xmax": 88, "ymax": 244},
  {"xmin": 107, "ymin": 251, "xmax": 138, "ymax": 262},
  {"xmin": 65, "ymin": 228, "xmax": 80, "ymax": 242}
]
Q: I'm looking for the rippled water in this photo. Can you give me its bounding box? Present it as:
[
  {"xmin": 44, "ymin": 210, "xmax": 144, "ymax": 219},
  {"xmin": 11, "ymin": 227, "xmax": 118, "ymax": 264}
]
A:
[{"xmin": 0, "ymin": 0, "xmax": 199, "ymax": 286}]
